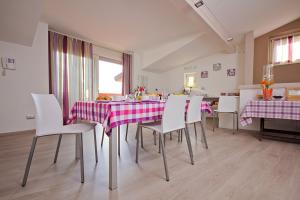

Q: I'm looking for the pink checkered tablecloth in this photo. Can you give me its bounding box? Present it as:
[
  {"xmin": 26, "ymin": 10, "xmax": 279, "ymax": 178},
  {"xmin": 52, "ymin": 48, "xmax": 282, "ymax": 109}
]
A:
[
  {"xmin": 240, "ymin": 100, "xmax": 300, "ymax": 126},
  {"xmin": 69, "ymin": 100, "xmax": 212, "ymax": 135}
]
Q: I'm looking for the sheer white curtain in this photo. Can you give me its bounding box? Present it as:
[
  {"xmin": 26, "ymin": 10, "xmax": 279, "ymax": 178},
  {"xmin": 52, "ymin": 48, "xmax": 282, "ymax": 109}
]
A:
[
  {"xmin": 49, "ymin": 31, "xmax": 95, "ymax": 124},
  {"xmin": 270, "ymin": 34, "xmax": 300, "ymax": 65},
  {"xmin": 292, "ymin": 35, "xmax": 300, "ymax": 62}
]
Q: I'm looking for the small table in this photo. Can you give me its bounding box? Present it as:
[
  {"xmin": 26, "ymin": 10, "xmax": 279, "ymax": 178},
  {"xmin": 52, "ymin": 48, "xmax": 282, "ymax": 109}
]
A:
[
  {"xmin": 240, "ymin": 100, "xmax": 300, "ymax": 142},
  {"xmin": 69, "ymin": 100, "xmax": 212, "ymax": 190}
]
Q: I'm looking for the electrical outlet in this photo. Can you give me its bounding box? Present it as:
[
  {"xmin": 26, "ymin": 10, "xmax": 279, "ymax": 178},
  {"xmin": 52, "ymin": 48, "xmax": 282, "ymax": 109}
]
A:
[{"xmin": 26, "ymin": 114, "xmax": 35, "ymax": 119}]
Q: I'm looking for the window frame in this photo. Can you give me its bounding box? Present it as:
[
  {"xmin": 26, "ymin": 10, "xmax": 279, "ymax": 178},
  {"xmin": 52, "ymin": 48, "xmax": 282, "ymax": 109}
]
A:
[
  {"xmin": 268, "ymin": 31, "xmax": 300, "ymax": 66},
  {"xmin": 184, "ymin": 72, "xmax": 197, "ymax": 89}
]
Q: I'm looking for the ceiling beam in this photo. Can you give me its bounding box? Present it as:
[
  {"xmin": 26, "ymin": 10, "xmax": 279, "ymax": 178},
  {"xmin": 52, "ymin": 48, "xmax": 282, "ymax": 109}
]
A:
[{"xmin": 184, "ymin": 0, "xmax": 233, "ymax": 48}]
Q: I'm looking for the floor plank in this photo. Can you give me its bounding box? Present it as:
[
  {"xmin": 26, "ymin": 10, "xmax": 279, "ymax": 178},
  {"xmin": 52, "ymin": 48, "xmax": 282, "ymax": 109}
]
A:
[{"xmin": 0, "ymin": 121, "xmax": 299, "ymax": 200}]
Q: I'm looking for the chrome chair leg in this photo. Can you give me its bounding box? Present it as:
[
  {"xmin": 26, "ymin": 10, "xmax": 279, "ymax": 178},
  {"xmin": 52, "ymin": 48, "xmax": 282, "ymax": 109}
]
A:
[
  {"xmin": 93, "ymin": 127, "xmax": 98, "ymax": 163},
  {"xmin": 180, "ymin": 129, "xmax": 183, "ymax": 142},
  {"xmin": 184, "ymin": 127, "xmax": 194, "ymax": 165},
  {"xmin": 158, "ymin": 134, "xmax": 161, "ymax": 153},
  {"xmin": 163, "ymin": 134, "xmax": 166, "ymax": 146},
  {"xmin": 141, "ymin": 127, "xmax": 144, "ymax": 148},
  {"xmin": 79, "ymin": 133, "xmax": 84, "ymax": 183},
  {"xmin": 153, "ymin": 131, "xmax": 157, "ymax": 145},
  {"xmin": 135, "ymin": 126, "xmax": 140, "ymax": 163},
  {"xmin": 232, "ymin": 112, "xmax": 235, "ymax": 134},
  {"xmin": 213, "ymin": 112, "xmax": 216, "ymax": 132},
  {"xmin": 54, "ymin": 134, "xmax": 62, "ymax": 163},
  {"xmin": 177, "ymin": 130, "xmax": 180, "ymax": 143},
  {"xmin": 118, "ymin": 126, "xmax": 120, "ymax": 156},
  {"xmin": 200, "ymin": 122, "xmax": 208, "ymax": 149},
  {"xmin": 101, "ymin": 129, "xmax": 105, "ymax": 147},
  {"xmin": 236, "ymin": 112, "xmax": 239, "ymax": 132},
  {"xmin": 125, "ymin": 124, "xmax": 129, "ymax": 141},
  {"xmin": 160, "ymin": 133, "xmax": 169, "ymax": 181},
  {"xmin": 170, "ymin": 132, "xmax": 172, "ymax": 140},
  {"xmin": 194, "ymin": 123, "xmax": 197, "ymax": 139},
  {"xmin": 22, "ymin": 136, "xmax": 38, "ymax": 187}
]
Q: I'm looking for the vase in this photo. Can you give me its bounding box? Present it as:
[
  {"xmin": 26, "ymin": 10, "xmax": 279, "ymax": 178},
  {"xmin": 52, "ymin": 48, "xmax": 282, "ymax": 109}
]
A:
[{"xmin": 263, "ymin": 88, "xmax": 273, "ymax": 101}]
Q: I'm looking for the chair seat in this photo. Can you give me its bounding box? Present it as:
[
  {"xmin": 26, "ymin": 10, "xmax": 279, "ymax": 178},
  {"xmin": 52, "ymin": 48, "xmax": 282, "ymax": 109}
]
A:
[
  {"xmin": 186, "ymin": 119, "xmax": 201, "ymax": 124},
  {"xmin": 139, "ymin": 121, "xmax": 163, "ymax": 133},
  {"xmin": 60, "ymin": 123, "xmax": 96, "ymax": 134}
]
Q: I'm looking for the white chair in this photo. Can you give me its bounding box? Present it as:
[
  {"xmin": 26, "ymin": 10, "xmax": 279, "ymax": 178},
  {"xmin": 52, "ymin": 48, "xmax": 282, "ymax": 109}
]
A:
[
  {"xmin": 135, "ymin": 95, "xmax": 193, "ymax": 181},
  {"xmin": 213, "ymin": 96, "xmax": 239, "ymax": 133},
  {"xmin": 22, "ymin": 94, "xmax": 98, "ymax": 186},
  {"xmin": 185, "ymin": 95, "xmax": 208, "ymax": 149}
]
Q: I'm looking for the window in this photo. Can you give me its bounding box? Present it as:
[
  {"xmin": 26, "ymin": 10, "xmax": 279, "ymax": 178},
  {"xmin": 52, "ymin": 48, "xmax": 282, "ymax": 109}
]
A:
[
  {"xmin": 269, "ymin": 33, "xmax": 300, "ymax": 65},
  {"xmin": 184, "ymin": 72, "xmax": 196, "ymax": 89},
  {"xmin": 98, "ymin": 59, "xmax": 123, "ymax": 95}
]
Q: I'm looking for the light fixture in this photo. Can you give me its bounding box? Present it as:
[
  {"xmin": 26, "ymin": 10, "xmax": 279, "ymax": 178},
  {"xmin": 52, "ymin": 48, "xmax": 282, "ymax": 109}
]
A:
[
  {"xmin": 227, "ymin": 37, "xmax": 233, "ymax": 42},
  {"xmin": 194, "ymin": 0, "xmax": 204, "ymax": 8}
]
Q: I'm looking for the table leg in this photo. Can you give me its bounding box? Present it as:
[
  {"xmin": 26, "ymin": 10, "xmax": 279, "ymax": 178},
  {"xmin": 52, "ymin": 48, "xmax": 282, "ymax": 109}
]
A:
[
  {"xmin": 259, "ymin": 118, "xmax": 264, "ymax": 141},
  {"xmin": 202, "ymin": 112, "xmax": 207, "ymax": 131},
  {"xmin": 75, "ymin": 134, "xmax": 80, "ymax": 159},
  {"xmin": 109, "ymin": 127, "xmax": 118, "ymax": 190}
]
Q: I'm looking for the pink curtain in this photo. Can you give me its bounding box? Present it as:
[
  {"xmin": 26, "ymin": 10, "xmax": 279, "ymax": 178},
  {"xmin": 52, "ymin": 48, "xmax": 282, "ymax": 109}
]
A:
[
  {"xmin": 122, "ymin": 53, "xmax": 132, "ymax": 95},
  {"xmin": 49, "ymin": 31, "xmax": 94, "ymax": 124}
]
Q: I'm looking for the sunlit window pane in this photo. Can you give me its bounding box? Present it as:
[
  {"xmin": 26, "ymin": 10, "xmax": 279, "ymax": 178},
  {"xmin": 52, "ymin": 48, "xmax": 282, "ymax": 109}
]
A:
[
  {"xmin": 98, "ymin": 60, "xmax": 122, "ymax": 94},
  {"xmin": 292, "ymin": 35, "xmax": 300, "ymax": 61},
  {"xmin": 271, "ymin": 35, "xmax": 300, "ymax": 64}
]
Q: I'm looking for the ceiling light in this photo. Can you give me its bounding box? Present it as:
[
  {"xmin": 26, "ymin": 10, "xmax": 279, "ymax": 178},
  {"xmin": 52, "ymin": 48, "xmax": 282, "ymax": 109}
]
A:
[
  {"xmin": 194, "ymin": 0, "xmax": 204, "ymax": 8},
  {"xmin": 227, "ymin": 37, "xmax": 233, "ymax": 42}
]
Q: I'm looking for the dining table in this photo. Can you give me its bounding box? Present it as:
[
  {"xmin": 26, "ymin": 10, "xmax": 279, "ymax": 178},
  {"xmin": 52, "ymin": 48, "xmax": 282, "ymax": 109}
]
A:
[
  {"xmin": 240, "ymin": 100, "xmax": 300, "ymax": 141},
  {"xmin": 69, "ymin": 99, "xmax": 213, "ymax": 190}
]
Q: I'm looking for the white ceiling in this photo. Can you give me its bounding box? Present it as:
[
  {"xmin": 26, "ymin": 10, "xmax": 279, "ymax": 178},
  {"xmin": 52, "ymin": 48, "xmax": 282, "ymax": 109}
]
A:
[
  {"xmin": 144, "ymin": 32, "xmax": 228, "ymax": 72},
  {"xmin": 0, "ymin": 0, "xmax": 42, "ymax": 46},
  {"xmin": 1, "ymin": 0, "xmax": 299, "ymax": 72},
  {"xmin": 203, "ymin": 0, "xmax": 300, "ymax": 37},
  {"xmin": 42, "ymin": 0, "xmax": 215, "ymax": 52}
]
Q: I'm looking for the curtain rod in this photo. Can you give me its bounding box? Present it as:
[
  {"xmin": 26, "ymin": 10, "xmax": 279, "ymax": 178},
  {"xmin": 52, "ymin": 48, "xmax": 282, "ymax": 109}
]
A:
[{"xmin": 48, "ymin": 28, "xmax": 127, "ymax": 54}]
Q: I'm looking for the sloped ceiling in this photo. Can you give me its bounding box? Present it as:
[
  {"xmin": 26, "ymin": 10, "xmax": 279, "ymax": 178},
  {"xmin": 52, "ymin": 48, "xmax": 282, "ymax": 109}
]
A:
[
  {"xmin": 144, "ymin": 31, "xmax": 228, "ymax": 72},
  {"xmin": 9, "ymin": 0, "xmax": 297, "ymax": 72},
  {"xmin": 201, "ymin": 0, "xmax": 300, "ymax": 38},
  {"xmin": 0, "ymin": 0, "xmax": 42, "ymax": 46},
  {"xmin": 42, "ymin": 0, "xmax": 217, "ymax": 52}
]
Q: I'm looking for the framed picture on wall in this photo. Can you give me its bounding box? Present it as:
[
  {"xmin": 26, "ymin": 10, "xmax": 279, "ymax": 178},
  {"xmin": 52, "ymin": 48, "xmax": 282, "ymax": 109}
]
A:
[
  {"xmin": 213, "ymin": 63, "xmax": 221, "ymax": 71},
  {"xmin": 201, "ymin": 71, "xmax": 208, "ymax": 78},
  {"xmin": 227, "ymin": 68, "xmax": 236, "ymax": 77}
]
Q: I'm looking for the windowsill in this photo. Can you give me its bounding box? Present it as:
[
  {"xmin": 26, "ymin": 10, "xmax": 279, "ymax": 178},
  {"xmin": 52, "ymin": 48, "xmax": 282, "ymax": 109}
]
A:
[{"xmin": 272, "ymin": 61, "xmax": 300, "ymax": 67}]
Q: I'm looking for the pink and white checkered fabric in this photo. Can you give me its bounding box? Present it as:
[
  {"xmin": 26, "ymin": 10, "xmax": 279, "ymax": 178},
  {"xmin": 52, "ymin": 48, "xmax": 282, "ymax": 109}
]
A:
[
  {"xmin": 69, "ymin": 100, "xmax": 212, "ymax": 135},
  {"xmin": 240, "ymin": 100, "xmax": 300, "ymax": 126}
]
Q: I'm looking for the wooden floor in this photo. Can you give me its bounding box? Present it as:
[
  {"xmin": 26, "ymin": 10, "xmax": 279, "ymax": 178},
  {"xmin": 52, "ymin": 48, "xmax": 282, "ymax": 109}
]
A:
[{"xmin": 1, "ymin": 121, "xmax": 300, "ymax": 200}]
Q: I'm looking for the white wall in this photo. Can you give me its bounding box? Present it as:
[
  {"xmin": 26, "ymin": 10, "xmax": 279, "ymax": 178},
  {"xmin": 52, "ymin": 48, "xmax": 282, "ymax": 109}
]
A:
[
  {"xmin": 0, "ymin": 22, "xmax": 48, "ymax": 133},
  {"xmin": 244, "ymin": 31, "xmax": 254, "ymax": 84},
  {"xmin": 93, "ymin": 45, "xmax": 122, "ymax": 62},
  {"xmin": 132, "ymin": 52, "xmax": 164, "ymax": 92},
  {"xmin": 157, "ymin": 53, "xmax": 242, "ymax": 96}
]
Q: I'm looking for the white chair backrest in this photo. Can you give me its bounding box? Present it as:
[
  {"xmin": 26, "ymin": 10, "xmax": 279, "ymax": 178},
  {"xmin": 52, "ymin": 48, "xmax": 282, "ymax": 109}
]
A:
[
  {"xmin": 186, "ymin": 96, "xmax": 204, "ymax": 123},
  {"xmin": 162, "ymin": 95, "xmax": 187, "ymax": 133},
  {"xmin": 112, "ymin": 95, "xmax": 125, "ymax": 101},
  {"xmin": 32, "ymin": 94, "xmax": 63, "ymax": 136},
  {"xmin": 218, "ymin": 96, "xmax": 239, "ymax": 113}
]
